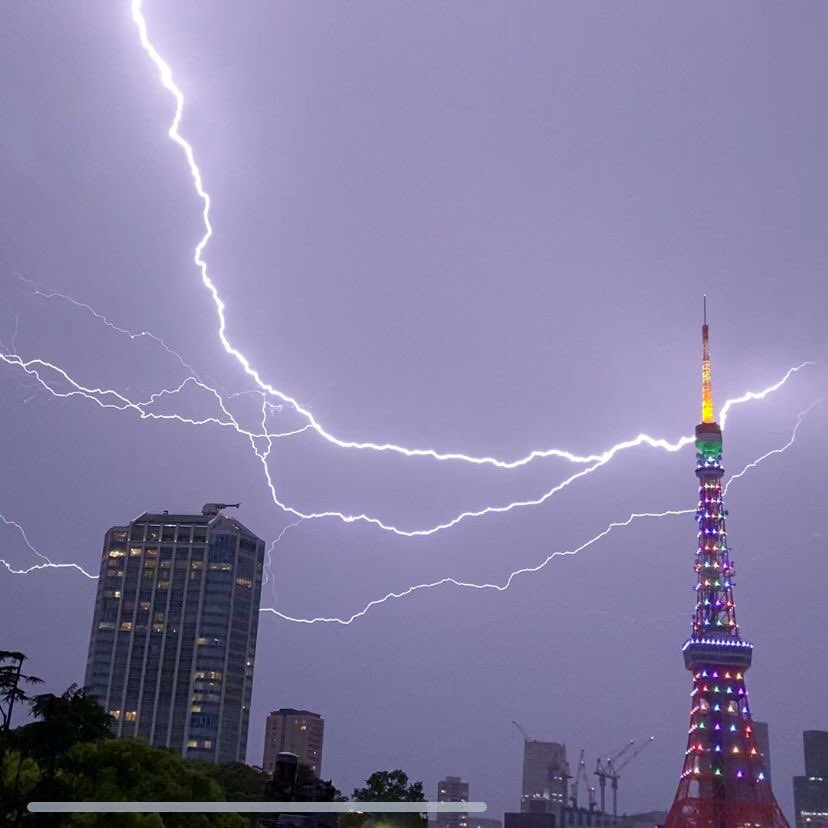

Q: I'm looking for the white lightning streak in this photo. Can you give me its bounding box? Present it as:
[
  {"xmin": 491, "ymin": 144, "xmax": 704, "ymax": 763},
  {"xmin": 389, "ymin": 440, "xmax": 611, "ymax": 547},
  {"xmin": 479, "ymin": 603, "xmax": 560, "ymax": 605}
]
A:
[
  {"xmin": 262, "ymin": 520, "xmax": 303, "ymax": 607},
  {"xmin": 128, "ymin": 1, "xmax": 814, "ymax": 472},
  {"xmin": 0, "ymin": 346, "xmax": 813, "ymax": 536},
  {"xmin": 262, "ymin": 508, "xmax": 693, "ymax": 625},
  {"xmin": 0, "ymin": 513, "xmax": 97, "ymax": 579},
  {"xmin": 17, "ymin": 274, "xmax": 201, "ymax": 380},
  {"xmin": 263, "ymin": 401, "xmax": 821, "ymax": 624},
  {"xmin": 723, "ymin": 400, "xmax": 822, "ymax": 490}
]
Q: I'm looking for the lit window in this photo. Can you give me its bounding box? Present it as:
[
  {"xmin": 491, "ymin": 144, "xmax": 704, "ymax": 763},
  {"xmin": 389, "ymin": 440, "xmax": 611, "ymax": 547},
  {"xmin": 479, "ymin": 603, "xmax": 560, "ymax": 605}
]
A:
[
  {"xmin": 125, "ymin": 711, "xmax": 138, "ymax": 722},
  {"xmin": 110, "ymin": 709, "xmax": 121, "ymax": 719},
  {"xmin": 98, "ymin": 621, "xmax": 115, "ymax": 630},
  {"xmin": 120, "ymin": 622, "xmax": 133, "ymax": 631},
  {"xmin": 191, "ymin": 705, "xmax": 202, "ymax": 713},
  {"xmin": 191, "ymin": 561, "xmax": 203, "ymax": 570},
  {"xmin": 130, "ymin": 547, "xmax": 143, "ymax": 557},
  {"xmin": 209, "ymin": 563, "xmax": 232, "ymax": 571},
  {"xmin": 187, "ymin": 739, "xmax": 198, "ymax": 748},
  {"xmin": 108, "ymin": 549, "xmax": 126, "ymax": 559}
]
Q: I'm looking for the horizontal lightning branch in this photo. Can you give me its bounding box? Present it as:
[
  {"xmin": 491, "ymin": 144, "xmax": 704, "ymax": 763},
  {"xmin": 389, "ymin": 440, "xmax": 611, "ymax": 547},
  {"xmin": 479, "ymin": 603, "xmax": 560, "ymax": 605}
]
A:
[
  {"xmin": 261, "ymin": 402, "xmax": 821, "ymax": 624},
  {"xmin": 0, "ymin": 513, "xmax": 97, "ymax": 579},
  {"xmin": 0, "ymin": 342, "xmax": 810, "ymax": 536}
]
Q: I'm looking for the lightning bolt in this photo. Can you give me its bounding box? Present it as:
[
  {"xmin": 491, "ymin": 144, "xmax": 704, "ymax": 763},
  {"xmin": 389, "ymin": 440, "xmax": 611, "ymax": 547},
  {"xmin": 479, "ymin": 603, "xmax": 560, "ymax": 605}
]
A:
[
  {"xmin": 262, "ymin": 519, "xmax": 303, "ymax": 607},
  {"xmin": 262, "ymin": 401, "xmax": 821, "ymax": 624},
  {"xmin": 128, "ymin": 1, "xmax": 815, "ymax": 476},
  {"xmin": 1, "ymin": 341, "xmax": 811, "ymax": 536},
  {"xmin": 0, "ymin": 513, "xmax": 97, "ymax": 579},
  {"xmin": 3, "ymin": 400, "xmax": 819, "ymax": 633},
  {"xmin": 0, "ymin": 5, "xmax": 818, "ymax": 587},
  {"xmin": 723, "ymin": 400, "xmax": 822, "ymax": 487}
]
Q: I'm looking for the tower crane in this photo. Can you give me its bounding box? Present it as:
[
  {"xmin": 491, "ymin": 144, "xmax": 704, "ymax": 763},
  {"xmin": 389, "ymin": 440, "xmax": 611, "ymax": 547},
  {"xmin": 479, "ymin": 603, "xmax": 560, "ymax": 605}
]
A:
[
  {"xmin": 594, "ymin": 740, "xmax": 634, "ymax": 813},
  {"xmin": 512, "ymin": 721, "xmax": 530, "ymax": 741},
  {"xmin": 570, "ymin": 749, "xmax": 595, "ymax": 810},
  {"xmin": 606, "ymin": 736, "xmax": 655, "ymax": 817}
]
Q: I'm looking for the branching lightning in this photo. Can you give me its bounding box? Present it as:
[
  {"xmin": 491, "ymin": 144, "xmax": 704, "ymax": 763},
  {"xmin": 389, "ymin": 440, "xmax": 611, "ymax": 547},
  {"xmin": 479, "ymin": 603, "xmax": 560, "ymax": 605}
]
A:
[
  {"xmin": 261, "ymin": 402, "xmax": 821, "ymax": 624},
  {"xmin": 0, "ymin": 513, "xmax": 97, "ymax": 579},
  {"xmin": 0, "ymin": 1, "xmax": 820, "ymax": 643},
  {"xmin": 128, "ymin": 0, "xmax": 814, "ymax": 474}
]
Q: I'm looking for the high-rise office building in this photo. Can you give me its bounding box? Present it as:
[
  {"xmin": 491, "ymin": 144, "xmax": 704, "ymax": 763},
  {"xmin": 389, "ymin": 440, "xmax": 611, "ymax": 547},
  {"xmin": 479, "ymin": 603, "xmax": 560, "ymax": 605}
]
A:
[
  {"xmin": 804, "ymin": 732, "xmax": 828, "ymax": 780},
  {"xmin": 521, "ymin": 740, "xmax": 568, "ymax": 811},
  {"xmin": 754, "ymin": 721, "xmax": 773, "ymax": 786},
  {"xmin": 437, "ymin": 776, "xmax": 469, "ymax": 828},
  {"xmin": 84, "ymin": 503, "xmax": 265, "ymax": 764},
  {"xmin": 794, "ymin": 731, "xmax": 828, "ymax": 828},
  {"xmin": 263, "ymin": 709, "xmax": 325, "ymax": 775}
]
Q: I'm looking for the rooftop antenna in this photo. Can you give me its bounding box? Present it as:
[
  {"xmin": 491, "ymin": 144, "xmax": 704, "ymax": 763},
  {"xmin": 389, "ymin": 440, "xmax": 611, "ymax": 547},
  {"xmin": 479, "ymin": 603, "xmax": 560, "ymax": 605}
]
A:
[{"xmin": 701, "ymin": 296, "xmax": 714, "ymax": 424}]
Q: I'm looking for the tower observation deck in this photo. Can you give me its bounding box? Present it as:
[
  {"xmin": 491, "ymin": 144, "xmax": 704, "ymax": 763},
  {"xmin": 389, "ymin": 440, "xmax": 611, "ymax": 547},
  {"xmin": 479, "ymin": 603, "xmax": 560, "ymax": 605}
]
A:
[{"xmin": 664, "ymin": 305, "xmax": 789, "ymax": 828}]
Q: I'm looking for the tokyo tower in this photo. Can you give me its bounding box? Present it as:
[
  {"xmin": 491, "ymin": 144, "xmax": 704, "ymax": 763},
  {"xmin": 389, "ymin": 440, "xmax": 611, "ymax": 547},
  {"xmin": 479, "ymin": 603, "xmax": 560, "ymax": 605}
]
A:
[{"xmin": 664, "ymin": 303, "xmax": 789, "ymax": 828}]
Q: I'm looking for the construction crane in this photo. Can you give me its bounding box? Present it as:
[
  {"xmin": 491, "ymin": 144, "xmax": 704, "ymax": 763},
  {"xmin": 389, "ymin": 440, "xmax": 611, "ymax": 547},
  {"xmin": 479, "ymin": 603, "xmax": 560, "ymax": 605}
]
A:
[
  {"xmin": 606, "ymin": 737, "xmax": 655, "ymax": 817},
  {"xmin": 512, "ymin": 721, "xmax": 530, "ymax": 741},
  {"xmin": 570, "ymin": 749, "xmax": 596, "ymax": 810},
  {"xmin": 594, "ymin": 740, "xmax": 634, "ymax": 813}
]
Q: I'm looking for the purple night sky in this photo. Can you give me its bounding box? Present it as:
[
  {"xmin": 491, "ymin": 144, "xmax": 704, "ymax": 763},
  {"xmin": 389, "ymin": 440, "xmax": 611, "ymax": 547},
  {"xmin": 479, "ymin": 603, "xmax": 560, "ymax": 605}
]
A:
[{"xmin": 2, "ymin": 1, "xmax": 827, "ymax": 822}]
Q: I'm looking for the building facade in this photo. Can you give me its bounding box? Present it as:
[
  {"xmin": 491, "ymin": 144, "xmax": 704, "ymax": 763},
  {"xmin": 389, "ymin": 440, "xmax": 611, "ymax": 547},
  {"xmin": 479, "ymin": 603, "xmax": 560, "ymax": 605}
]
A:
[
  {"xmin": 754, "ymin": 721, "xmax": 773, "ymax": 786},
  {"xmin": 262, "ymin": 708, "xmax": 325, "ymax": 776},
  {"xmin": 437, "ymin": 776, "xmax": 469, "ymax": 828},
  {"xmin": 521, "ymin": 741, "xmax": 569, "ymax": 811},
  {"xmin": 794, "ymin": 731, "xmax": 828, "ymax": 828},
  {"xmin": 84, "ymin": 504, "xmax": 265, "ymax": 764}
]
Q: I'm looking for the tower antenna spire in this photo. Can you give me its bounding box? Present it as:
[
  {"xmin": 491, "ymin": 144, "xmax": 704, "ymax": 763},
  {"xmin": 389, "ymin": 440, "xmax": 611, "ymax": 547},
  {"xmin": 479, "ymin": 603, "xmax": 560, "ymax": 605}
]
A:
[{"xmin": 701, "ymin": 296, "xmax": 714, "ymax": 423}]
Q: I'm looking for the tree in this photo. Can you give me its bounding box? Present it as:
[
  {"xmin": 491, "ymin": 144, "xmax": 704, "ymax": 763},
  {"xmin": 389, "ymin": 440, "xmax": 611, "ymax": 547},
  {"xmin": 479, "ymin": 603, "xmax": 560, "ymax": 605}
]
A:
[
  {"xmin": 352, "ymin": 771, "xmax": 424, "ymax": 803},
  {"xmin": 0, "ymin": 652, "xmax": 44, "ymax": 825},
  {"xmin": 16, "ymin": 683, "xmax": 113, "ymax": 798},
  {"xmin": 341, "ymin": 770, "xmax": 427, "ymax": 828},
  {"xmin": 204, "ymin": 762, "xmax": 271, "ymax": 802},
  {"xmin": 0, "ymin": 651, "xmax": 43, "ymax": 733},
  {"xmin": 60, "ymin": 739, "xmax": 248, "ymax": 828}
]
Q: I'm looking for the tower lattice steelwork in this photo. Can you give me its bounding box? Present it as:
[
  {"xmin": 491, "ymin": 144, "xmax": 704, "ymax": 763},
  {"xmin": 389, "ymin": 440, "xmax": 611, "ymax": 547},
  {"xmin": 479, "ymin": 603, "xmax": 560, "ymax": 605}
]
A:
[{"xmin": 664, "ymin": 307, "xmax": 789, "ymax": 828}]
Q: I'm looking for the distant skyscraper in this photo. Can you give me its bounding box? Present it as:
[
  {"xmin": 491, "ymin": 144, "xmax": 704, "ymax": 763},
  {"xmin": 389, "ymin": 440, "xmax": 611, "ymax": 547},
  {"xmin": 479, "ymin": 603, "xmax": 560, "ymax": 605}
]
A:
[
  {"xmin": 263, "ymin": 709, "xmax": 325, "ymax": 775},
  {"xmin": 521, "ymin": 740, "xmax": 568, "ymax": 811},
  {"xmin": 754, "ymin": 721, "xmax": 773, "ymax": 786},
  {"xmin": 84, "ymin": 504, "xmax": 265, "ymax": 763},
  {"xmin": 794, "ymin": 731, "xmax": 828, "ymax": 828},
  {"xmin": 804, "ymin": 732, "xmax": 828, "ymax": 779},
  {"xmin": 437, "ymin": 776, "xmax": 469, "ymax": 828}
]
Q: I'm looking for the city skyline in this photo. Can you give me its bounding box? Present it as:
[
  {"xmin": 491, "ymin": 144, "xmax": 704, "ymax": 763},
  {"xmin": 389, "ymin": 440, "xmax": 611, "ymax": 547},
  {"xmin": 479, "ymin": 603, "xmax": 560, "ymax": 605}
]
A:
[{"xmin": 2, "ymin": 1, "xmax": 828, "ymax": 823}]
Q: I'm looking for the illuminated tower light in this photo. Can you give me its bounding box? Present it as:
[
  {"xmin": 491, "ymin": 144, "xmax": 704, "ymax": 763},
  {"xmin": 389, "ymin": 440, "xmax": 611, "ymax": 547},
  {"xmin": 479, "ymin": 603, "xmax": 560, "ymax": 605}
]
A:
[{"xmin": 664, "ymin": 307, "xmax": 790, "ymax": 828}]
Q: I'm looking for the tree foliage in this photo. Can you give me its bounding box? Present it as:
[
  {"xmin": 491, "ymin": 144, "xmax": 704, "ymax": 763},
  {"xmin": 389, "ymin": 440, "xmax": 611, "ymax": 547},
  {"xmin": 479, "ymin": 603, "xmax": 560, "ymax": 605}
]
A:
[
  {"xmin": 0, "ymin": 650, "xmax": 43, "ymax": 732},
  {"xmin": 0, "ymin": 650, "xmax": 426, "ymax": 828},
  {"xmin": 341, "ymin": 770, "xmax": 427, "ymax": 828}
]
